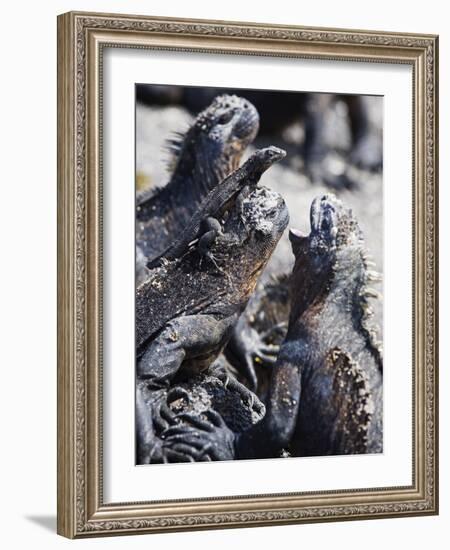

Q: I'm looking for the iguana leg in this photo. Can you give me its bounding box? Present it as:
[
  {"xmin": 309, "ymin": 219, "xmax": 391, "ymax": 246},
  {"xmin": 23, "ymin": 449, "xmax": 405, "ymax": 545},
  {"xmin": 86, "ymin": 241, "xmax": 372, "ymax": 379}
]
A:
[
  {"xmin": 235, "ymin": 341, "xmax": 302, "ymax": 459},
  {"xmin": 225, "ymin": 314, "xmax": 279, "ymax": 391},
  {"xmin": 137, "ymin": 314, "xmax": 234, "ymax": 390},
  {"xmin": 197, "ymin": 217, "xmax": 225, "ymax": 272},
  {"xmin": 136, "ymin": 385, "xmax": 196, "ymax": 464},
  {"xmin": 197, "ymin": 217, "xmax": 222, "ymax": 250}
]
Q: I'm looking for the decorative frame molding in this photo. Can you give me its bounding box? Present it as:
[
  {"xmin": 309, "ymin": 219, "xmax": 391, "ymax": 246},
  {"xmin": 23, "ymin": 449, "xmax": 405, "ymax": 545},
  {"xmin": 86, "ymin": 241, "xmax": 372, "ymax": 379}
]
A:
[{"xmin": 57, "ymin": 11, "xmax": 438, "ymax": 538}]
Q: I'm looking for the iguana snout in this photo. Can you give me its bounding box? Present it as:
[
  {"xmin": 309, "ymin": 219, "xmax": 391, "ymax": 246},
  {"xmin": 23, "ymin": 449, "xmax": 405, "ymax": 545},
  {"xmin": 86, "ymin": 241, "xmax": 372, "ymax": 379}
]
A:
[
  {"xmin": 309, "ymin": 194, "xmax": 341, "ymax": 254},
  {"xmin": 239, "ymin": 146, "xmax": 286, "ymax": 187},
  {"xmin": 289, "ymin": 193, "xmax": 356, "ymax": 261}
]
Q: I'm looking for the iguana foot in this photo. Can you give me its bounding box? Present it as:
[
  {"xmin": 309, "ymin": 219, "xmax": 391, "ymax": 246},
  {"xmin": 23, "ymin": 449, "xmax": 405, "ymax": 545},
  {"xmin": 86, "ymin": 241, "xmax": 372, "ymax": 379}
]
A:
[
  {"xmin": 197, "ymin": 217, "xmax": 222, "ymax": 266},
  {"xmin": 212, "ymin": 368, "xmax": 265, "ymax": 417},
  {"xmin": 225, "ymin": 316, "xmax": 279, "ymax": 390},
  {"xmin": 161, "ymin": 410, "xmax": 236, "ymax": 462},
  {"xmin": 136, "ymin": 383, "xmax": 179, "ymax": 464},
  {"xmin": 153, "ymin": 387, "xmax": 191, "ymax": 432}
]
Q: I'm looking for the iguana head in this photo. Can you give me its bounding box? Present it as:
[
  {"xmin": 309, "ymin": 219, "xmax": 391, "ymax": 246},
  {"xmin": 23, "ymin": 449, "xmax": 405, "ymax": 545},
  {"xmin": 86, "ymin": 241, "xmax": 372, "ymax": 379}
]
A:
[
  {"xmin": 168, "ymin": 95, "xmax": 260, "ymax": 195},
  {"xmin": 288, "ymin": 194, "xmax": 381, "ymax": 326},
  {"xmin": 239, "ymin": 146, "xmax": 286, "ymax": 184},
  {"xmin": 214, "ymin": 186, "xmax": 289, "ymax": 301}
]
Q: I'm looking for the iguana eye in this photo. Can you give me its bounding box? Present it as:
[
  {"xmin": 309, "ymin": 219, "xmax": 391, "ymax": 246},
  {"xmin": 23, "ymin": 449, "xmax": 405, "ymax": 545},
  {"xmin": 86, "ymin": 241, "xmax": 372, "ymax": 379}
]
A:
[{"xmin": 217, "ymin": 111, "xmax": 234, "ymax": 125}]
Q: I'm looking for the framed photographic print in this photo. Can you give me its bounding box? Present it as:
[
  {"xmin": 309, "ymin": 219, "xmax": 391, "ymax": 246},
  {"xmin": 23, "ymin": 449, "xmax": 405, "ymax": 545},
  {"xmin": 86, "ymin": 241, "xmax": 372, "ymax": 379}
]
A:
[{"xmin": 57, "ymin": 11, "xmax": 439, "ymax": 538}]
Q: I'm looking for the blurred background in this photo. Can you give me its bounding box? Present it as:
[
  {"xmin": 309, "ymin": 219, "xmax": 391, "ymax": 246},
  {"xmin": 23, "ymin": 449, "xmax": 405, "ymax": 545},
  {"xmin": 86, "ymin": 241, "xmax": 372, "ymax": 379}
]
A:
[{"xmin": 136, "ymin": 84, "xmax": 383, "ymax": 327}]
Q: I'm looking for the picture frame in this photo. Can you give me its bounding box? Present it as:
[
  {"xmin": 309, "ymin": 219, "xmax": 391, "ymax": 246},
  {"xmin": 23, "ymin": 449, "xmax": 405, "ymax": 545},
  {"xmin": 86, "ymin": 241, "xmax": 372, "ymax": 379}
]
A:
[{"xmin": 57, "ymin": 10, "xmax": 439, "ymax": 538}]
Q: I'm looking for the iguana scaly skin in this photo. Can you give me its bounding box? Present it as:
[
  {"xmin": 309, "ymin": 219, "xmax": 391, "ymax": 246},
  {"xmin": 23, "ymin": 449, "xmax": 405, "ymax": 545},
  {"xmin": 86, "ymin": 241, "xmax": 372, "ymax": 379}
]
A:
[
  {"xmin": 136, "ymin": 94, "xmax": 259, "ymax": 261},
  {"xmin": 238, "ymin": 194, "xmax": 382, "ymax": 458},
  {"xmin": 172, "ymin": 194, "xmax": 383, "ymax": 460},
  {"xmin": 137, "ymin": 361, "xmax": 265, "ymax": 464},
  {"xmin": 136, "ymin": 185, "xmax": 289, "ymax": 362},
  {"xmin": 136, "ymin": 185, "xmax": 289, "ymax": 463},
  {"xmin": 147, "ymin": 147, "xmax": 286, "ymax": 269}
]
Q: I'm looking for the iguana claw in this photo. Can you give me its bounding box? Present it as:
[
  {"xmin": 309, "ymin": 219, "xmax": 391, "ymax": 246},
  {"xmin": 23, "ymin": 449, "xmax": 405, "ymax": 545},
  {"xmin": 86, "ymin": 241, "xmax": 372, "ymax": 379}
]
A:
[{"xmin": 161, "ymin": 410, "xmax": 236, "ymax": 461}]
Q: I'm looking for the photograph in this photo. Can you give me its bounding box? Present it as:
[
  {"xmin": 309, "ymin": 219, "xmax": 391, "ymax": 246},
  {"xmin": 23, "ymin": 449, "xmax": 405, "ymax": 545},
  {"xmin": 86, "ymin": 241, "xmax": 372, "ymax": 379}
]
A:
[
  {"xmin": 55, "ymin": 10, "xmax": 438, "ymax": 537},
  {"xmin": 135, "ymin": 84, "xmax": 384, "ymax": 464}
]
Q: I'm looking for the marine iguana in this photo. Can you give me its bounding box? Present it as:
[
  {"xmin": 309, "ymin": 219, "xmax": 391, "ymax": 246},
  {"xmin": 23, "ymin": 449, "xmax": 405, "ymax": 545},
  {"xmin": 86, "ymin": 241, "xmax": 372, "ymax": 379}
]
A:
[
  {"xmin": 166, "ymin": 194, "xmax": 383, "ymax": 460},
  {"xmin": 136, "ymin": 94, "xmax": 259, "ymax": 261},
  {"xmin": 137, "ymin": 360, "xmax": 265, "ymax": 464},
  {"xmin": 136, "ymin": 185, "xmax": 289, "ymax": 462},
  {"xmin": 240, "ymin": 193, "xmax": 383, "ymax": 457},
  {"xmin": 147, "ymin": 146, "xmax": 286, "ymax": 269}
]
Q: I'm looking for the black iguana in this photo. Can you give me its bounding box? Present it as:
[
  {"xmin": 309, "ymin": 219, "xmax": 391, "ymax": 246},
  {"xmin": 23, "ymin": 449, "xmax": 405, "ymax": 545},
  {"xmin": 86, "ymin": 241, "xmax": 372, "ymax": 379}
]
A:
[
  {"xmin": 136, "ymin": 94, "xmax": 259, "ymax": 261},
  {"xmin": 136, "ymin": 185, "xmax": 289, "ymax": 462},
  {"xmin": 239, "ymin": 193, "xmax": 383, "ymax": 457}
]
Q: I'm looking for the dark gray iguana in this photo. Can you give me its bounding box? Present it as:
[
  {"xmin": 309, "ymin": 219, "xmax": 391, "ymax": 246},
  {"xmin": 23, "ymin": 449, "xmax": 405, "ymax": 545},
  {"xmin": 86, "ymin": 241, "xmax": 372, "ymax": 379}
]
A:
[
  {"xmin": 238, "ymin": 193, "xmax": 383, "ymax": 457},
  {"xmin": 147, "ymin": 146, "xmax": 286, "ymax": 269},
  {"xmin": 162, "ymin": 194, "xmax": 383, "ymax": 460},
  {"xmin": 136, "ymin": 181, "xmax": 289, "ymax": 463},
  {"xmin": 136, "ymin": 94, "xmax": 259, "ymax": 262},
  {"xmin": 136, "ymin": 96, "xmax": 278, "ymax": 386}
]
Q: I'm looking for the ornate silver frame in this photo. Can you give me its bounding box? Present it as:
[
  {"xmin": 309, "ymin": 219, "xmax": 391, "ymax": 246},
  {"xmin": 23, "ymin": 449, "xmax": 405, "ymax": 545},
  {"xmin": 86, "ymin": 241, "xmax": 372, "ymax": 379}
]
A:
[{"xmin": 57, "ymin": 11, "xmax": 439, "ymax": 538}]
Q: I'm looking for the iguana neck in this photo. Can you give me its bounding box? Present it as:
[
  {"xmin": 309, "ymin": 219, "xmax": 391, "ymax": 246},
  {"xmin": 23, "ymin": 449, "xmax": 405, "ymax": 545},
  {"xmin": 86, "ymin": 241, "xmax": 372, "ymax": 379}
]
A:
[
  {"xmin": 290, "ymin": 246, "xmax": 366, "ymax": 333},
  {"xmin": 290, "ymin": 243, "xmax": 382, "ymax": 370}
]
